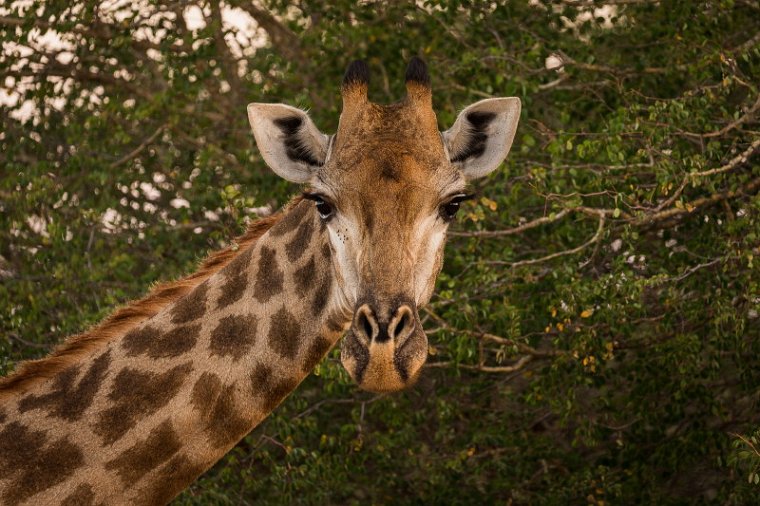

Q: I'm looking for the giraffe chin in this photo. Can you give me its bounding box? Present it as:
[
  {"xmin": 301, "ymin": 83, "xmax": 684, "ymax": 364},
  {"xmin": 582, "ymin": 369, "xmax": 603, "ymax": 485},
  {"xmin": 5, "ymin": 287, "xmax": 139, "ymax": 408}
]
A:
[{"xmin": 340, "ymin": 321, "xmax": 428, "ymax": 393}]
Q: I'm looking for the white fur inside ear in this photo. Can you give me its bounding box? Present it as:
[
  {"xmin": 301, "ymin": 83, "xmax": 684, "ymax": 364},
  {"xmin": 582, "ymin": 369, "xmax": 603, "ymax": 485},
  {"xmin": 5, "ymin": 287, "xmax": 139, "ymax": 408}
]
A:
[
  {"xmin": 247, "ymin": 103, "xmax": 330, "ymax": 184},
  {"xmin": 442, "ymin": 97, "xmax": 521, "ymax": 180}
]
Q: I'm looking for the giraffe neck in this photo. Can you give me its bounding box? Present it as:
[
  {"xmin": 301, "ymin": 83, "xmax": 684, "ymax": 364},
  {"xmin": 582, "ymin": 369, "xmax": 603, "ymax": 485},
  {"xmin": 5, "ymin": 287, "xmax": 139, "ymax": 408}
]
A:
[{"xmin": 0, "ymin": 199, "xmax": 350, "ymax": 506}]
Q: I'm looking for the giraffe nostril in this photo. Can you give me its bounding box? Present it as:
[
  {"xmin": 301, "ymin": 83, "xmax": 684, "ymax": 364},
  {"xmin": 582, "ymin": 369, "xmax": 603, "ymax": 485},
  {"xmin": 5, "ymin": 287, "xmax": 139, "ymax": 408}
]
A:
[
  {"xmin": 360, "ymin": 311, "xmax": 373, "ymax": 339},
  {"xmin": 393, "ymin": 313, "xmax": 409, "ymax": 339}
]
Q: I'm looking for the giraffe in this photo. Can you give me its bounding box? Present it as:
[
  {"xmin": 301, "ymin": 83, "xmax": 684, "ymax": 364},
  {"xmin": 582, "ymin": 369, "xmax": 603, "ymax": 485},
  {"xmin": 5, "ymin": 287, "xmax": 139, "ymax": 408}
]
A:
[{"xmin": 0, "ymin": 58, "xmax": 520, "ymax": 505}]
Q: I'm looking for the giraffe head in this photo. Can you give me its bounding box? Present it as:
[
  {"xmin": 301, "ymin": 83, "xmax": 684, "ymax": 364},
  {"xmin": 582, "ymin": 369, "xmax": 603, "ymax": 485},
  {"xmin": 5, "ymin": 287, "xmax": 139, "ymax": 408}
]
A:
[{"xmin": 247, "ymin": 58, "xmax": 520, "ymax": 392}]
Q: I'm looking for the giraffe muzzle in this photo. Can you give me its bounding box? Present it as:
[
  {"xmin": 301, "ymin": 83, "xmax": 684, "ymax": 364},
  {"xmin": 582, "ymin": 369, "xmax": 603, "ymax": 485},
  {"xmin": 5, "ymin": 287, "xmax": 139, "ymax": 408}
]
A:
[{"xmin": 340, "ymin": 299, "xmax": 428, "ymax": 393}]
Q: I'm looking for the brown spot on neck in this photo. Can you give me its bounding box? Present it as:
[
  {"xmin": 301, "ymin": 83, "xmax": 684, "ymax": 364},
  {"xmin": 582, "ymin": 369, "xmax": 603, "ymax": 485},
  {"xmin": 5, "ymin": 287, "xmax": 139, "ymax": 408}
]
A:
[
  {"xmin": 203, "ymin": 384, "xmax": 252, "ymax": 448},
  {"xmin": 311, "ymin": 271, "xmax": 333, "ymax": 317},
  {"xmin": 171, "ymin": 281, "xmax": 209, "ymax": 324},
  {"xmin": 0, "ymin": 422, "xmax": 84, "ymax": 506},
  {"xmin": 267, "ymin": 307, "xmax": 301, "ymax": 360},
  {"xmin": 138, "ymin": 454, "xmax": 207, "ymax": 505},
  {"xmin": 250, "ymin": 363, "xmax": 299, "ymax": 412},
  {"xmin": 209, "ymin": 314, "xmax": 258, "ymax": 360},
  {"xmin": 105, "ymin": 419, "xmax": 182, "ymax": 485},
  {"xmin": 269, "ymin": 199, "xmax": 310, "ymax": 237},
  {"xmin": 123, "ymin": 323, "xmax": 201, "ymax": 359},
  {"xmin": 17, "ymin": 350, "xmax": 112, "ymax": 421},
  {"xmin": 61, "ymin": 484, "xmax": 96, "ymax": 506},
  {"xmin": 302, "ymin": 334, "xmax": 334, "ymax": 372},
  {"xmin": 95, "ymin": 362, "xmax": 193, "ymax": 445},
  {"xmin": 254, "ymin": 246, "xmax": 284, "ymax": 303},
  {"xmin": 285, "ymin": 217, "xmax": 315, "ymax": 263},
  {"xmin": 293, "ymin": 255, "xmax": 316, "ymax": 298},
  {"xmin": 191, "ymin": 372, "xmax": 222, "ymax": 414},
  {"xmin": 191, "ymin": 373, "xmax": 252, "ymax": 449},
  {"xmin": 216, "ymin": 246, "xmax": 255, "ymax": 308}
]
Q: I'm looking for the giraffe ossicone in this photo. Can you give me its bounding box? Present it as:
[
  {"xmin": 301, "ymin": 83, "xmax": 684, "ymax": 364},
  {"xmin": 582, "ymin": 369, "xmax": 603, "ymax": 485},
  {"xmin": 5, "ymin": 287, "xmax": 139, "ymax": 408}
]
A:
[{"xmin": 0, "ymin": 58, "xmax": 520, "ymax": 505}]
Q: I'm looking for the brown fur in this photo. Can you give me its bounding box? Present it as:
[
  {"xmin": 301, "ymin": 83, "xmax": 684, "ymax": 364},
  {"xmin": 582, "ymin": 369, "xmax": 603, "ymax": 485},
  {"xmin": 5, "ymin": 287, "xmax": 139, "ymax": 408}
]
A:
[
  {"xmin": 0, "ymin": 422, "xmax": 84, "ymax": 506},
  {"xmin": 138, "ymin": 454, "xmax": 206, "ymax": 505},
  {"xmin": 105, "ymin": 419, "xmax": 183, "ymax": 484},
  {"xmin": 0, "ymin": 201, "xmax": 300, "ymax": 402},
  {"xmin": 17, "ymin": 350, "xmax": 112, "ymax": 421},
  {"xmin": 61, "ymin": 484, "xmax": 96, "ymax": 506},
  {"xmin": 94, "ymin": 362, "xmax": 193, "ymax": 445},
  {"xmin": 209, "ymin": 314, "xmax": 258, "ymax": 360}
]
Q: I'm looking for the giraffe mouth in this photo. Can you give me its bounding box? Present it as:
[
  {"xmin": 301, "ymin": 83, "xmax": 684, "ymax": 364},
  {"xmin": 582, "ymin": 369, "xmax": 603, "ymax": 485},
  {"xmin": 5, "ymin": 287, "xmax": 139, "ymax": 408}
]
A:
[{"xmin": 339, "ymin": 300, "xmax": 428, "ymax": 393}]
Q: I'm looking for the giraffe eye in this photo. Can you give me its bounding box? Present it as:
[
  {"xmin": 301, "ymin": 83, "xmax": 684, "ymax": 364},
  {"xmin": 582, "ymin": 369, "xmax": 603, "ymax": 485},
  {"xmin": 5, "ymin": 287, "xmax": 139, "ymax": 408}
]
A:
[
  {"xmin": 303, "ymin": 192, "xmax": 334, "ymax": 219},
  {"xmin": 315, "ymin": 198, "xmax": 333, "ymax": 219},
  {"xmin": 441, "ymin": 201, "xmax": 461, "ymax": 221},
  {"xmin": 440, "ymin": 193, "xmax": 474, "ymax": 221}
]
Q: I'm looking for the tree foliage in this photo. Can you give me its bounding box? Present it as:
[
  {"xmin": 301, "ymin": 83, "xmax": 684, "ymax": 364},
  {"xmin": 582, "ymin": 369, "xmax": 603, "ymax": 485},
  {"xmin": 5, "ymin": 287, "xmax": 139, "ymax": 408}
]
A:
[{"xmin": 1, "ymin": 0, "xmax": 759, "ymax": 503}]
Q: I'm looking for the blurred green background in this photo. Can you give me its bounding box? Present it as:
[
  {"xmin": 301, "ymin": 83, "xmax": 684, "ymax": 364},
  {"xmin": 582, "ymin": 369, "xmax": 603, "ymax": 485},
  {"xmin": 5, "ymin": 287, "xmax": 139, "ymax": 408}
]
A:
[{"xmin": 1, "ymin": 0, "xmax": 759, "ymax": 503}]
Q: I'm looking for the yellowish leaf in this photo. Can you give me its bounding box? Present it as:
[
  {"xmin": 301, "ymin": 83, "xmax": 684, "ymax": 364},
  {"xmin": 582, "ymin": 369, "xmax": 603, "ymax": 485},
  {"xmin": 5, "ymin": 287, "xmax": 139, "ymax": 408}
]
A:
[{"xmin": 481, "ymin": 196, "xmax": 498, "ymax": 211}]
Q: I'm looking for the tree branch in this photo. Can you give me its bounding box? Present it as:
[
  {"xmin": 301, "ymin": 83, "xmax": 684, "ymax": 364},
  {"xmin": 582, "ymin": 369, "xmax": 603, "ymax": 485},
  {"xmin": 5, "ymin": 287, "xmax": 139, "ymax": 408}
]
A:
[
  {"xmin": 690, "ymin": 137, "xmax": 760, "ymax": 177},
  {"xmin": 635, "ymin": 176, "xmax": 760, "ymax": 225},
  {"xmin": 483, "ymin": 214, "xmax": 606, "ymax": 267},
  {"xmin": 450, "ymin": 209, "xmax": 572, "ymax": 238},
  {"xmin": 109, "ymin": 124, "xmax": 166, "ymax": 169},
  {"xmin": 682, "ymin": 95, "xmax": 760, "ymax": 139}
]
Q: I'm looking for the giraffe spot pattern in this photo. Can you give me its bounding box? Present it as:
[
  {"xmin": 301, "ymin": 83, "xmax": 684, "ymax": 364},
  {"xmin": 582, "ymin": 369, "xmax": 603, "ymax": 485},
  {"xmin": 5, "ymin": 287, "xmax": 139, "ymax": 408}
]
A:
[
  {"xmin": 216, "ymin": 271, "xmax": 247, "ymax": 309},
  {"xmin": 216, "ymin": 247, "xmax": 254, "ymax": 309},
  {"xmin": 203, "ymin": 384, "xmax": 251, "ymax": 448},
  {"xmin": 123, "ymin": 323, "xmax": 201, "ymax": 359},
  {"xmin": 270, "ymin": 200, "xmax": 310, "ymax": 237},
  {"xmin": 17, "ymin": 350, "xmax": 112, "ymax": 421},
  {"xmin": 0, "ymin": 422, "xmax": 84, "ymax": 506},
  {"xmin": 94, "ymin": 363, "xmax": 193, "ymax": 445},
  {"xmin": 285, "ymin": 217, "xmax": 314, "ymax": 263},
  {"xmin": 293, "ymin": 255, "xmax": 316, "ymax": 298},
  {"xmin": 209, "ymin": 314, "xmax": 257, "ymax": 360},
  {"xmin": 138, "ymin": 454, "xmax": 206, "ymax": 505},
  {"xmin": 254, "ymin": 246, "xmax": 284, "ymax": 303},
  {"xmin": 250, "ymin": 363, "xmax": 299, "ymax": 413},
  {"xmin": 326, "ymin": 311, "xmax": 349, "ymax": 333},
  {"xmin": 191, "ymin": 373, "xmax": 250, "ymax": 449},
  {"xmin": 171, "ymin": 281, "xmax": 209, "ymax": 324},
  {"xmin": 360, "ymin": 198, "xmax": 375, "ymax": 233},
  {"xmin": 343, "ymin": 332, "xmax": 370, "ymax": 384},
  {"xmin": 61, "ymin": 484, "xmax": 96, "ymax": 506},
  {"xmin": 302, "ymin": 334, "xmax": 334, "ymax": 372},
  {"xmin": 121, "ymin": 324, "xmax": 160, "ymax": 352},
  {"xmin": 105, "ymin": 419, "xmax": 182, "ymax": 485},
  {"xmin": 216, "ymin": 246, "xmax": 253, "ymax": 308},
  {"xmin": 267, "ymin": 307, "xmax": 301, "ymax": 360},
  {"xmin": 190, "ymin": 372, "xmax": 222, "ymax": 415},
  {"xmin": 311, "ymin": 271, "xmax": 333, "ymax": 317}
]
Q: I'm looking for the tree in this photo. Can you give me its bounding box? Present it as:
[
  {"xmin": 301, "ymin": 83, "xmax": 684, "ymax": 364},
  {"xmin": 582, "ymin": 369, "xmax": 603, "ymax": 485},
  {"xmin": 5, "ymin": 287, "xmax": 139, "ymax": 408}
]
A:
[{"xmin": 1, "ymin": 0, "xmax": 758, "ymax": 503}]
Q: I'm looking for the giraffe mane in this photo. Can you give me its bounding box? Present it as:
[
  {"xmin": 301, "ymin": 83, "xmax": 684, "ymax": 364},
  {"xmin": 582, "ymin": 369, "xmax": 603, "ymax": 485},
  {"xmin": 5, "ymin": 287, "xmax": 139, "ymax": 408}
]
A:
[{"xmin": 0, "ymin": 197, "xmax": 303, "ymax": 401}]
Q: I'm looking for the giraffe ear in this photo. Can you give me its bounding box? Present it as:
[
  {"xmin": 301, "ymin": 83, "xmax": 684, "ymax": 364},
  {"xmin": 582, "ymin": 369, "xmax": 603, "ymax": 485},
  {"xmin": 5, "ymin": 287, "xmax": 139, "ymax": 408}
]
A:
[
  {"xmin": 442, "ymin": 97, "xmax": 521, "ymax": 181},
  {"xmin": 247, "ymin": 103, "xmax": 330, "ymax": 184}
]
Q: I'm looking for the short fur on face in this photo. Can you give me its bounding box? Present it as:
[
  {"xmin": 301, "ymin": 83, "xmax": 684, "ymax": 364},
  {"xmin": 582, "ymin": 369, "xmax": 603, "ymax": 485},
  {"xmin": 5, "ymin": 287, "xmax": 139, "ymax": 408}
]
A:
[{"xmin": 248, "ymin": 58, "xmax": 521, "ymax": 392}]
